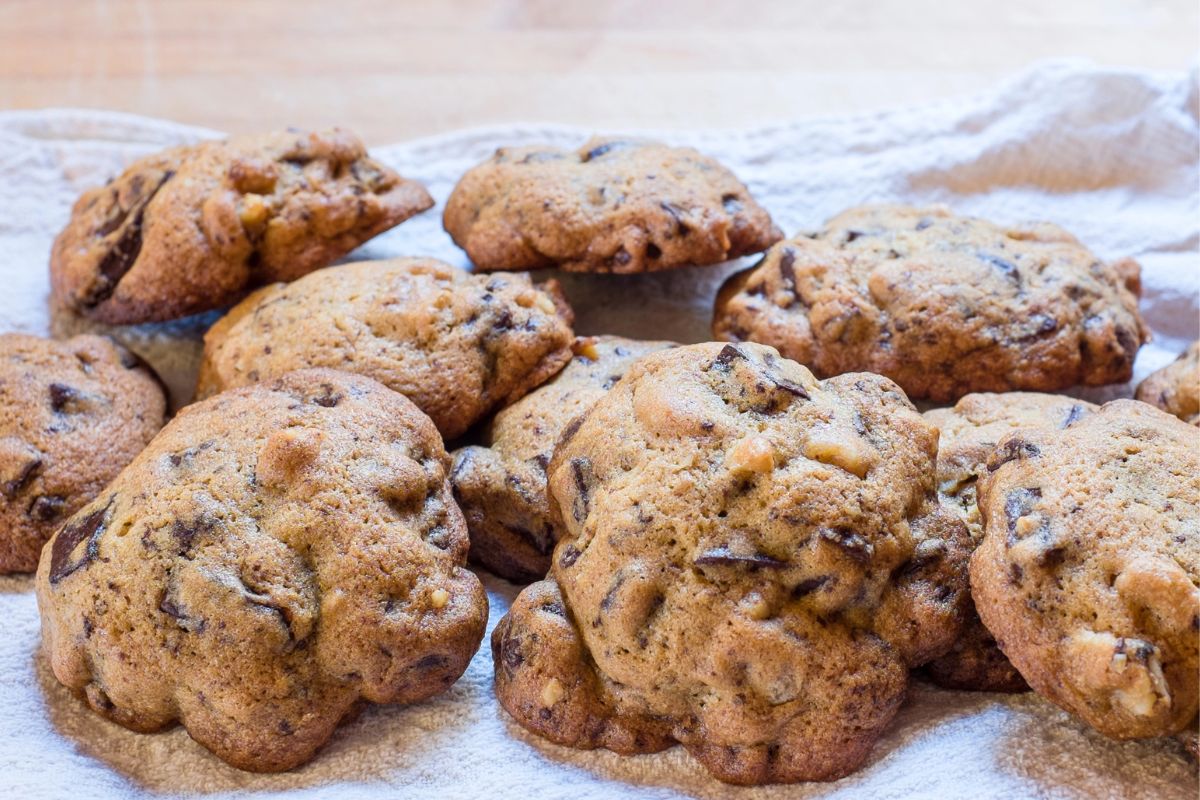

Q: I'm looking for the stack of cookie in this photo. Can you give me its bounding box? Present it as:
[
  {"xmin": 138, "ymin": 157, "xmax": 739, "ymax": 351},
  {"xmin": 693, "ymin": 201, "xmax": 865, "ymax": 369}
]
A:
[{"xmin": 1, "ymin": 128, "xmax": 1194, "ymax": 784}]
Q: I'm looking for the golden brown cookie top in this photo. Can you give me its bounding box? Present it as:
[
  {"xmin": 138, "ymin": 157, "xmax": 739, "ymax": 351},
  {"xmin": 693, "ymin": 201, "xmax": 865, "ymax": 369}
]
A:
[
  {"xmin": 493, "ymin": 342, "xmax": 971, "ymax": 784},
  {"xmin": 1136, "ymin": 341, "xmax": 1199, "ymax": 425},
  {"xmin": 971, "ymin": 399, "xmax": 1199, "ymax": 741},
  {"xmin": 51, "ymin": 128, "xmax": 433, "ymax": 324},
  {"xmin": 36, "ymin": 368, "xmax": 488, "ymax": 772},
  {"xmin": 713, "ymin": 204, "xmax": 1147, "ymax": 402},
  {"xmin": 0, "ymin": 333, "xmax": 165, "ymax": 573},
  {"xmin": 444, "ymin": 138, "xmax": 781, "ymax": 273},
  {"xmin": 451, "ymin": 336, "xmax": 675, "ymax": 582},
  {"xmin": 197, "ymin": 258, "xmax": 575, "ymax": 439}
]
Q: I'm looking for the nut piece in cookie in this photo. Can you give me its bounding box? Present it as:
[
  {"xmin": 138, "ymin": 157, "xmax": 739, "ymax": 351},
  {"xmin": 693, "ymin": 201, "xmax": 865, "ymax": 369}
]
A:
[
  {"xmin": 713, "ymin": 204, "xmax": 1147, "ymax": 402},
  {"xmin": 444, "ymin": 138, "xmax": 782, "ymax": 273},
  {"xmin": 0, "ymin": 334, "xmax": 166, "ymax": 573},
  {"xmin": 971, "ymin": 400, "xmax": 1199, "ymax": 741},
  {"xmin": 924, "ymin": 392, "xmax": 1097, "ymax": 692},
  {"xmin": 1136, "ymin": 341, "xmax": 1199, "ymax": 426},
  {"xmin": 491, "ymin": 343, "xmax": 971, "ymax": 784},
  {"xmin": 51, "ymin": 129, "xmax": 434, "ymax": 324},
  {"xmin": 197, "ymin": 258, "xmax": 575, "ymax": 440},
  {"xmin": 36, "ymin": 369, "xmax": 488, "ymax": 772},
  {"xmin": 451, "ymin": 336, "xmax": 675, "ymax": 582}
]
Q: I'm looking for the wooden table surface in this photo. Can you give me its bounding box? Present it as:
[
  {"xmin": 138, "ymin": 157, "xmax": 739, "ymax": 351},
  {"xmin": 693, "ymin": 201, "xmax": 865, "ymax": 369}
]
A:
[{"xmin": 1, "ymin": 0, "xmax": 1196, "ymax": 144}]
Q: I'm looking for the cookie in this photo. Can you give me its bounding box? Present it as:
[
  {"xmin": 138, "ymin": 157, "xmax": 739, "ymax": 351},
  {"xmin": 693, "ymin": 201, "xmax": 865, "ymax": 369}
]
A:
[
  {"xmin": 1136, "ymin": 341, "xmax": 1199, "ymax": 426},
  {"xmin": 197, "ymin": 258, "xmax": 575, "ymax": 440},
  {"xmin": 36, "ymin": 369, "xmax": 488, "ymax": 772},
  {"xmin": 0, "ymin": 334, "xmax": 166, "ymax": 573},
  {"xmin": 450, "ymin": 336, "xmax": 674, "ymax": 582},
  {"xmin": 924, "ymin": 393, "xmax": 1098, "ymax": 692},
  {"xmin": 492, "ymin": 342, "xmax": 970, "ymax": 784},
  {"xmin": 444, "ymin": 138, "xmax": 781, "ymax": 273},
  {"xmin": 713, "ymin": 204, "xmax": 1147, "ymax": 402},
  {"xmin": 971, "ymin": 400, "xmax": 1199, "ymax": 742},
  {"xmin": 51, "ymin": 128, "xmax": 433, "ymax": 324}
]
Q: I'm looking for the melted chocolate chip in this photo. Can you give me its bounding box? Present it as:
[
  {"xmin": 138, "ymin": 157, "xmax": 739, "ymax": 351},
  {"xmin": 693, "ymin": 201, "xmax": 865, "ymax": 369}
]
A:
[
  {"xmin": 646, "ymin": 243, "xmax": 662, "ymax": 259},
  {"xmin": 570, "ymin": 457, "xmax": 594, "ymax": 522},
  {"xmin": 980, "ymin": 253, "xmax": 1020, "ymax": 284},
  {"xmin": 778, "ymin": 248, "xmax": 797, "ymax": 291},
  {"xmin": 792, "ymin": 575, "xmax": 831, "ymax": 597},
  {"xmin": 48, "ymin": 383, "xmax": 81, "ymax": 413},
  {"xmin": 1061, "ymin": 404, "xmax": 1089, "ymax": 429},
  {"xmin": 818, "ymin": 527, "xmax": 872, "ymax": 564},
  {"xmin": 308, "ymin": 383, "xmax": 342, "ymax": 407},
  {"xmin": 988, "ymin": 438, "xmax": 1041, "ymax": 471},
  {"xmin": 660, "ymin": 201, "xmax": 690, "ymax": 236},
  {"xmin": 582, "ymin": 141, "xmax": 626, "ymax": 161},
  {"xmin": 711, "ymin": 344, "xmax": 747, "ymax": 370},
  {"xmin": 558, "ymin": 543, "xmax": 581, "ymax": 568},
  {"xmin": 49, "ymin": 501, "xmax": 110, "ymax": 583},
  {"xmin": 1003, "ymin": 487, "xmax": 1043, "ymax": 535},
  {"xmin": 694, "ymin": 546, "xmax": 788, "ymax": 570},
  {"xmin": 1, "ymin": 454, "xmax": 41, "ymax": 499},
  {"xmin": 87, "ymin": 171, "xmax": 175, "ymax": 307},
  {"xmin": 29, "ymin": 494, "xmax": 67, "ymax": 522}
]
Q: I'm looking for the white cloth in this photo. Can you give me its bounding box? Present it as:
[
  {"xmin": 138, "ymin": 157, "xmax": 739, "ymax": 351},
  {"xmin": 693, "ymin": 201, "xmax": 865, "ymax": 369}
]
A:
[{"xmin": 0, "ymin": 59, "xmax": 1196, "ymax": 799}]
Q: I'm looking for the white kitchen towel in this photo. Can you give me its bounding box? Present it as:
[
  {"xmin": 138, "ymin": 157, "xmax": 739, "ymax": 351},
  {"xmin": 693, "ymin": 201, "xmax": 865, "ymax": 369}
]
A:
[{"xmin": 0, "ymin": 59, "xmax": 1196, "ymax": 799}]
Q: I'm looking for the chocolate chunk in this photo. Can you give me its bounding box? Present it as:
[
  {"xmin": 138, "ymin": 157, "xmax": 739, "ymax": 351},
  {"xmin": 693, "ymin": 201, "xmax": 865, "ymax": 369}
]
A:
[
  {"xmin": 660, "ymin": 201, "xmax": 690, "ymax": 236},
  {"xmin": 611, "ymin": 247, "xmax": 632, "ymax": 266},
  {"xmin": 48, "ymin": 383, "xmax": 82, "ymax": 413},
  {"xmin": 711, "ymin": 343, "xmax": 747, "ymax": 370},
  {"xmin": 844, "ymin": 230, "xmax": 867, "ymax": 243},
  {"xmin": 646, "ymin": 243, "xmax": 662, "ymax": 259},
  {"xmin": 500, "ymin": 634, "xmax": 524, "ymax": 671},
  {"xmin": 49, "ymin": 501, "xmax": 111, "ymax": 583},
  {"xmin": 171, "ymin": 517, "xmax": 217, "ymax": 555},
  {"xmin": 87, "ymin": 171, "xmax": 175, "ymax": 307},
  {"xmin": 413, "ymin": 653, "xmax": 449, "ymax": 672},
  {"xmin": 582, "ymin": 142, "xmax": 626, "ymax": 161},
  {"xmin": 767, "ymin": 374, "xmax": 809, "ymax": 400},
  {"xmin": 721, "ymin": 193, "xmax": 743, "ymax": 214},
  {"xmin": 981, "ymin": 253, "xmax": 1020, "ymax": 283},
  {"xmin": 988, "ymin": 438, "xmax": 1041, "ymax": 471},
  {"xmin": 541, "ymin": 600, "xmax": 566, "ymax": 618},
  {"xmin": 778, "ymin": 247, "xmax": 797, "ymax": 291},
  {"xmin": 558, "ymin": 414, "xmax": 587, "ymax": 451},
  {"xmin": 558, "ymin": 543, "xmax": 581, "ymax": 569},
  {"xmin": 308, "ymin": 383, "xmax": 342, "ymax": 407},
  {"xmin": 570, "ymin": 457, "xmax": 595, "ymax": 522},
  {"xmin": 29, "ymin": 494, "xmax": 67, "ymax": 522},
  {"xmin": 792, "ymin": 575, "xmax": 831, "ymax": 597},
  {"xmin": 694, "ymin": 546, "xmax": 788, "ymax": 570},
  {"xmin": 915, "ymin": 218, "xmax": 933, "ymax": 231},
  {"xmin": 1061, "ymin": 404, "xmax": 1089, "ymax": 429},
  {"xmin": 818, "ymin": 527, "xmax": 873, "ymax": 564},
  {"xmin": 1003, "ymin": 487, "xmax": 1042, "ymax": 536},
  {"xmin": 1, "ymin": 452, "xmax": 41, "ymax": 499}
]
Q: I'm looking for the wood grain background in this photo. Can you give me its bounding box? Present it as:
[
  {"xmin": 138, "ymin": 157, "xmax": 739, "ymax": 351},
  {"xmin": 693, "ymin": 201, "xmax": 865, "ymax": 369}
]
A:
[{"xmin": 1, "ymin": 0, "xmax": 1196, "ymax": 142}]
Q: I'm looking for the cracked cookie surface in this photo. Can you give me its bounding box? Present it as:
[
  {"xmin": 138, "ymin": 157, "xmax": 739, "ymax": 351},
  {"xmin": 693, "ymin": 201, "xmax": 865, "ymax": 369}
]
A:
[
  {"xmin": 36, "ymin": 368, "xmax": 488, "ymax": 772},
  {"xmin": 0, "ymin": 334, "xmax": 165, "ymax": 572},
  {"xmin": 492, "ymin": 342, "xmax": 970, "ymax": 784},
  {"xmin": 51, "ymin": 128, "xmax": 433, "ymax": 324},
  {"xmin": 451, "ymin": 336, "xmax": 674, "ymax": 582},
  {"xmin": 971, "ymin": 400, "xmax": 1199, "ymax": 741},
  {"xmin": 444, "ymin": 138, "xmax": 781, "ymax": 273},
  {"xmin": 1136, "ymin": 341, "xmax": 1199, "ymax": 426},
  {"xmin": 197, "ymin": 258, "xmax": 575, "ymax": 440},
  {"xmin": 924, "ymin": 392, "xmax": 1098, "ymax": 692},
  {"xmin": 713, "ymin": 204, "xmax": 1147, "ymax": 402}
]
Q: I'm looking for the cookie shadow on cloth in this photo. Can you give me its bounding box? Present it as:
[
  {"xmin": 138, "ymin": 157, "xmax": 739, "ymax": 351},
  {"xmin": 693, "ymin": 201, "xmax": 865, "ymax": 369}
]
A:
[
  {"xmin": 991, "ymin": 690, "xmax": 1198, "ymax": 800},
  {"xmin": 0, "ymin": 574, "xmax": 34, "ymax": 594},
  {"xmin": 33, "ymin": 646, "xmax": 488, "ymax": 793},
  {"xmin": 535, "ymin": 258, "xmax": 754, "ymax": 346},
  {"xmin": 493, "ymin": 681, "xmax": 1004, "ymax": 799},
  {"xmin": 50, "ymin": 303, "xmax": 216, "ymax": 412}
]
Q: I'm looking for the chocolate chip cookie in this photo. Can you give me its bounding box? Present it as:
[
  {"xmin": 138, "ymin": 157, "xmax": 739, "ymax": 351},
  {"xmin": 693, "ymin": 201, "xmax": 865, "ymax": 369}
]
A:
[
  {"xmin": 51, "ymin": 128, "xmax": 433, "ymax": 324},
  {"xmin": 36, "ymin": 369, "xmax": 488, "ymax": 772},
  {"xmin": 924, "ymin": 393, "xmax": 1097, "ymax": 692},
  {"xmin": 492, "ymin": 342, "xmax": 970, "ymax": 784},
  {"xmin": 0, "ymin": 334, "xmax": 166, "ymax": 573},
  {"xmin": 971, "ymin": 400, "xmax": 1199, "ymax": 742},
  {"xmin": 451, "ymin": 336, "xmax": 674, "ymax": 582},
  {"xmin": 197, "ymin": 258, "xmax": 575, "ymax": 440},
  {"xmin": 1136, "ymin": 341, "xmax": 1199, "ymax": 426},
  {"xmin": 713, "ymin": 205, "xmax": 1147, "ymax": 402},
  {"xmin": 444, "ymin": 138, "xmax": 781, "ymax": 273}
]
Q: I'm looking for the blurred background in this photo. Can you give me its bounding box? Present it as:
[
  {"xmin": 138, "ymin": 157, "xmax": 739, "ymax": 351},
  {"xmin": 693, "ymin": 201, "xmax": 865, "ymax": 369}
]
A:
[{"xmin": 1, "ymin": 0, "xmax": 1196, "ymax": 142}]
